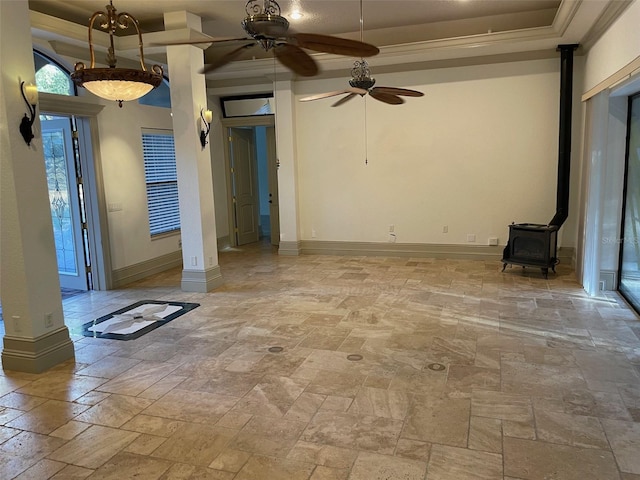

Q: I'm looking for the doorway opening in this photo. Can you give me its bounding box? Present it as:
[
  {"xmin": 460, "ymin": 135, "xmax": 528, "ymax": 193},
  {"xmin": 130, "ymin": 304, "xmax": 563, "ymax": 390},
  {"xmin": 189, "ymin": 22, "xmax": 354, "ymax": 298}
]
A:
[
  {"xmin": 40, "ymin": 110, "xmax": 108, "ymax": 293},
  {"xmin": 224, "ymin": 121, "xmax": 279, "ymax": 248}
]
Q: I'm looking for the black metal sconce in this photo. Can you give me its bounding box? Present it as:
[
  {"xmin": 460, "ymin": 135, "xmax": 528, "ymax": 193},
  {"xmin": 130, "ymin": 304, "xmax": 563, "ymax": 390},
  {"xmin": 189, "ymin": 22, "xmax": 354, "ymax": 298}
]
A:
[
  {"xmin": 200, "ymin": 108, "xmax": 212, "ymax": 147},
  {"xmin": 19, "ymin": 81, "xmax": 38, "ymax": 146}
]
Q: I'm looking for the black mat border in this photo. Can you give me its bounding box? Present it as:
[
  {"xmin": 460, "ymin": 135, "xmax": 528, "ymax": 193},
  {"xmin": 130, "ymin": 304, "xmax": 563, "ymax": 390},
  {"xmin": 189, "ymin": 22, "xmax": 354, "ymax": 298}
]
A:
[{"xmin": 81, "ymin": 300, "xmax": 200, "ymax": 341}]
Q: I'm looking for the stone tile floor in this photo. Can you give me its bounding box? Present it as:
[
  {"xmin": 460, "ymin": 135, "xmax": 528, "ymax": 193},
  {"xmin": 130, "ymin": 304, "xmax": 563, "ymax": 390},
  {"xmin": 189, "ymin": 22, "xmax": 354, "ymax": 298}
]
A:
[{"xmin": 1, "ymin": 241, "xmax": 640, "ymax": 479}]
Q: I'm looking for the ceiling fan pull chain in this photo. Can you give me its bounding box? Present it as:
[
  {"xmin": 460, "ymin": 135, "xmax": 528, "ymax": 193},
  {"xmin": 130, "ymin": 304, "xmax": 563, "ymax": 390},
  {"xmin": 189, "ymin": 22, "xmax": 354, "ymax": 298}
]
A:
[
  {"xmin": 364, "ymin": 97, "xmax": 368, "ymax": 165},
  {"xmin": 360, "ymin": 0, "xmax": 364, "ymax": 43}
]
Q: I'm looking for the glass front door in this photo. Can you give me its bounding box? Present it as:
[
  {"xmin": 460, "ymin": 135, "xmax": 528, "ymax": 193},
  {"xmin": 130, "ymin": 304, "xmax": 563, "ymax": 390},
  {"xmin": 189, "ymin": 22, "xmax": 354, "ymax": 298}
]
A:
[
  {"xmin": 41, "ymin": 116, "xmax": 89, "ymax": 291},
  {"xmin": 619, "ymin": 93, "xmax": 640, "ymax": 309}
]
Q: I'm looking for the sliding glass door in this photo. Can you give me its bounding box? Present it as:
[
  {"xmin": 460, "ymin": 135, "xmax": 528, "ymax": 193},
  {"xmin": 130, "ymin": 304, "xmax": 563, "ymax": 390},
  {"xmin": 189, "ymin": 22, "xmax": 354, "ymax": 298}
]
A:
[{"xmin": 619, "ymin": 93, "xmax": 640, "ymax": 309}]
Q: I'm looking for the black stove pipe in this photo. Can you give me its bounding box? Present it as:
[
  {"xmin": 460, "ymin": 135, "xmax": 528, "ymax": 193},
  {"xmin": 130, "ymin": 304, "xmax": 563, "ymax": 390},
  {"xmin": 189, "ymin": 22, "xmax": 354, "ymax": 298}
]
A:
[{"xmin": 549, "ymin": 44, "xmax": 579, "ymax": 227}]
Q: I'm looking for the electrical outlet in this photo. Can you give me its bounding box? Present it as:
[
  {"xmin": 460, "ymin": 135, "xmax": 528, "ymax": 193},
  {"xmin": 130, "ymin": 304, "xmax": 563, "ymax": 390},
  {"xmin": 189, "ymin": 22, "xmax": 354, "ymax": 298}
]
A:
[
  {"xmin": 12, "ymin": 315, "xmax": 21, "ymax": 332},
  {"xmin": 311, "ymin": 229, "xmax": 317, "ymax": 238},
  {"xmin": 190, "ymin": 256, "xmax": 197, "ymax": 266},
  {"xmin": 467, "ymin": 234, "xmax": 476, "ymax": 243},
  {"xmin": 45, "ymin": 312, "xmax": 53, "ymax": 328},
  {"xmin": 442, "ymin": 225, "xmax": 448, "ymax": 233},
  {"xmin": 388, "ymin": 233, "xmax": 396, "ymax": 243},
  {"xmin": 389, "ymin": 224, "xmax": 395, "ymax": 233},
  {"xmin": 488, "ymin": 237, "xmax": 499, "ymax": 246}
]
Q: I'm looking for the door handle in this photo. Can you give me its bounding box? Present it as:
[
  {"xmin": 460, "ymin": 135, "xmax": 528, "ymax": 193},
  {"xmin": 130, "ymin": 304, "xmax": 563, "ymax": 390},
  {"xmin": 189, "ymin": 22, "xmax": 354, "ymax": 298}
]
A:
[{"xmin": 269, "ymin": 200, "xmax": 272, "ymax": 204}]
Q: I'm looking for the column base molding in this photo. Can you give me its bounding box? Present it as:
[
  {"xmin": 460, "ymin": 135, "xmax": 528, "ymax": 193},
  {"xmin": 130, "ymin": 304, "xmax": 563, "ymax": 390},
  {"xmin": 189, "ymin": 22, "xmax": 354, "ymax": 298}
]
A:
[
  {"xmin": 181, "ymin": 265, "xmax": 223, "ymax": 292},
  {"xmin": 2, "ymin": 327, "xmax": 75, "ymax": 373}
]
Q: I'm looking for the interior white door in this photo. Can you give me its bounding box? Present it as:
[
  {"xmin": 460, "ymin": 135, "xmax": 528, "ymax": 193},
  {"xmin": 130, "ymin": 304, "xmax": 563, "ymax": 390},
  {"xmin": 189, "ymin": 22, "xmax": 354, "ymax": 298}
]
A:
[
  {"xmin": 230, "ymin": 127, "xmax": 260, "ymax": 246},
  {"xmin": 41, "ymin": 117, "xmax": 89, "ymax": 291}
]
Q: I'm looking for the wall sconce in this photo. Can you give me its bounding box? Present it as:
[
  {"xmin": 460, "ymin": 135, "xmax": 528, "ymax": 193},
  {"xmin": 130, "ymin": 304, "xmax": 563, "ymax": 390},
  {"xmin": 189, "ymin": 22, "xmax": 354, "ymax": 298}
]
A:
[
  {"xmin": 200, "ymin": 109, "xmax": 213, "ymax": 147},
  {"xmin": 19, "ymin": 81, "xmax": 38, "ymax": 146}
]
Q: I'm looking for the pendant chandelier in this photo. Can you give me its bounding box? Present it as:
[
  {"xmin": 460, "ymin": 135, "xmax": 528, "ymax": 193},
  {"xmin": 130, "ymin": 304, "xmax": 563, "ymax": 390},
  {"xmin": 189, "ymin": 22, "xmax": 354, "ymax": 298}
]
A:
[{"xmin": 71, "ymin": 1, "xmax": 163, "ymax": 107}]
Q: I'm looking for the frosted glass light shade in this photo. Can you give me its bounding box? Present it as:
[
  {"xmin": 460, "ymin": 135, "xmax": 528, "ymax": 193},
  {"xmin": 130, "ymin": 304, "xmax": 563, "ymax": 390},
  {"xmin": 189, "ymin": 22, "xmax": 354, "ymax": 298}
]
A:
[
  {"xmin": 71, "ymin": 67, "xmax": 163, "ymax": 106},
  {"xmin": 83, "ymin": 80, "xmax": 154, "ymax": 102},
  {"xmin": 23, "ymin": 83, "xmax": 39, "ymax": 104}
]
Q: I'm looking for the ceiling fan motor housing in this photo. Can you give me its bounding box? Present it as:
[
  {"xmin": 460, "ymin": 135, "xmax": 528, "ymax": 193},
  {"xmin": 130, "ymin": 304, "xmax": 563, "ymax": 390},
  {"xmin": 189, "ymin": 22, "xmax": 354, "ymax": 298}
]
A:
[
  {"xmin": 242, "ymin": 0, "xmax": 290, "ymax": 46},
  {"xmin": 242, "ymin": 13, "xmax": 290, "ymax": 40}
]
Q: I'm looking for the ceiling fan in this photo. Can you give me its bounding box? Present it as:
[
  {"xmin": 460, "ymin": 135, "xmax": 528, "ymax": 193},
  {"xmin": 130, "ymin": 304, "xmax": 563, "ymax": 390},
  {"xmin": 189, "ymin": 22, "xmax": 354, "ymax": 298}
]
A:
[
  {"xmin": 299, "ymin": 59, "xmax": 424, "ymax": 106},
  {"xmin": 155, "ymin": 0, "xmax": 380, "ymax": 77},
  {"xmin": 299, "ymin": 0, "xmax": 423, "ymax": 106}
]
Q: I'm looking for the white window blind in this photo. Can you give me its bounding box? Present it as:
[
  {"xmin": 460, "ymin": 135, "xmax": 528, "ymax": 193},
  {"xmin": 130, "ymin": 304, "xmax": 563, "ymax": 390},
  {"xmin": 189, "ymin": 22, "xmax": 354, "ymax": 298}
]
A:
[{"xmin": 142, "ymin": 131, "xmax": 180, "ymax": 236}]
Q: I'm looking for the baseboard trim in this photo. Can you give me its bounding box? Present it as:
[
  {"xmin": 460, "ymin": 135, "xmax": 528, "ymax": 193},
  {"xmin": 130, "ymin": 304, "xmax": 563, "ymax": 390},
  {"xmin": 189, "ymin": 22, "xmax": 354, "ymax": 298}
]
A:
[
  {"xmin": 2, "ymin": 327, "xmax": 75, "ymax": 373},
  {"xmin": 217, "ymin": 235, "xmax": 231, "ymax": 251},
  {"xmin": 558, "ymin": 246, "xmax": 575, "ymax": 267},
  {"xmin": 181, "ymin": 266, "xmax": 224, "ymax": 292},
  {"xmin": 300, "ymin": 240, "xmax": 503, "ymax": 260},
  {"xmin": 298, "ymin": 240, "xmax": 576, "ymax": 263},
  {"xmin": 600, "ymin": 270, "xmax": 617, "ymax": 291},
  {"xmin": 109, "ymin": 243, "xmax": 576, "ymax": 286},
  {"xmin": 111, "ymin": 251, "xmax": 183, "ymax": 288}
]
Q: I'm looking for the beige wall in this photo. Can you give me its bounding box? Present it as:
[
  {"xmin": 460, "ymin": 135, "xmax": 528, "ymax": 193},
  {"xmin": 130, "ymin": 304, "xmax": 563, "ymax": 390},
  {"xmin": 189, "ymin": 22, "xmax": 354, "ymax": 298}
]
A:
[
  {"xmin": 97, "ymin": 101, "xmax": 177, "ymax": 269},
  {"xmin": 583, "ymin": 0, "xmax": 640, "ymax": 93},
  {"xmin": 295, "ymin": 58, "xmax": 575, "ymax": 247}
]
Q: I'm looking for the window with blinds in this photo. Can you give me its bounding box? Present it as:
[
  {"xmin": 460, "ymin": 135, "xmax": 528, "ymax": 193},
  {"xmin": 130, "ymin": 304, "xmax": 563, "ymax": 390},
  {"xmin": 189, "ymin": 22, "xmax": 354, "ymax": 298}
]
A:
[{"xmin": 142, "ymin": 130, "xmax": 180, "ymax": 236}]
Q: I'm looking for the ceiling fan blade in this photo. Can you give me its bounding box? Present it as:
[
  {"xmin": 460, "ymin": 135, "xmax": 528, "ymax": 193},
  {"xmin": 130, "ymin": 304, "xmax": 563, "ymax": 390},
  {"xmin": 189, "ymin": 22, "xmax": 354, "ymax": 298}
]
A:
[
  {"xmin": 369, "ymin": 90, "xmax": 405, "ymax": 105},
  {"xmin": 199, "ymin": 43, "xmax": 255, "ymax": 74},
  {"xmin": 371, "ymin": 86, "xmax": 424, "ymax": 97},
  {"xmin": 274, "ymin": 44, "xmax": 318, "ymax": 77},
  {"xmin": 300, "ymin": 87, "xmax": 368, "ymax": 102},
  {"xmin": 291, "ymin": 33, "xmax": 379, "ymax": 57},
  {"xmin": 332, "ymin": 93, "xmax": 359, "ymax": 107},
  {"xmin": 150, "ymin": 37, "xmax": 251, "ymax": 47}
]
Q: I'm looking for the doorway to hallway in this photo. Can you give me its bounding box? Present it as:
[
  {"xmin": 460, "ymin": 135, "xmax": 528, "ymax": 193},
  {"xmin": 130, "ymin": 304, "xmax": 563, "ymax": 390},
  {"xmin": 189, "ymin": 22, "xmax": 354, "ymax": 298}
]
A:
[{"xmin": 225, "ymin": 123, "xmax": 279, "ymax": 248}]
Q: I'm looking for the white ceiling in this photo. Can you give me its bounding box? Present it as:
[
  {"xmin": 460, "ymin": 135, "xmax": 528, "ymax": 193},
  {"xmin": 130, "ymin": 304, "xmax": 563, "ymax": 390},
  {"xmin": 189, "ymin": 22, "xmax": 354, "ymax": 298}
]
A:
[
  {"xmin": 27, "ymin": 0, "xmax": 631, "ymax": 85},
  {"xmin": 29, "ymin": 0, "xmax": 561, "ymax": 43}
]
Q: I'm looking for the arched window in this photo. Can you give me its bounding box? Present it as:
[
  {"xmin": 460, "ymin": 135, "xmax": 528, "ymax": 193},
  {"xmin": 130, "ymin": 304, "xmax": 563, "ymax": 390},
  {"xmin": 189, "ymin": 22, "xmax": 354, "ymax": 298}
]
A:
[
  {"xmin": 33, "ymin": 50, "xmax": 75, "ymax": 96},
  {"xmin": 138, "ymin": 77, "xmax": 172, "ymax": 108}
]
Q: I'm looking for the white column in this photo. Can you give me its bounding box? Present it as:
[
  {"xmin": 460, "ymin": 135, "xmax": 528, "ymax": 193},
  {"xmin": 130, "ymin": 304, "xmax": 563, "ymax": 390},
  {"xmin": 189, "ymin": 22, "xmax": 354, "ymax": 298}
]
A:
[
  {"xmin": 164, "ymin": 11, "xmax": 222, "ymax": 292},
  {"xmin": 1, "ymin": 0, "xmax": 74, "ymax": 371},
  {"xmin": 273, "ymin": 79, "xmax": 301, "ymax": 255}
]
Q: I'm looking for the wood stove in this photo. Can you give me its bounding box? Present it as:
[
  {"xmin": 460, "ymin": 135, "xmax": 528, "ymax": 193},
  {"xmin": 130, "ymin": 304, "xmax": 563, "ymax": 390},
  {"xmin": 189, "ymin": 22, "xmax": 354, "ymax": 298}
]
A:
[
  {"xmin": 501, "ymin": 44, "xmax": 577, "ymax": 278},
  {"xmin": 502, "ymin": 223, "xmax": 558, "ymax": 278}
]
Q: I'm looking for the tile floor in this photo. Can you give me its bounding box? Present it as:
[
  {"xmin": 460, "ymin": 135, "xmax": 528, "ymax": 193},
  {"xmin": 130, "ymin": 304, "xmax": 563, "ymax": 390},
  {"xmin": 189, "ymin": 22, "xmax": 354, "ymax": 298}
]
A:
[{"xmin": 1, "ymin": 241, "xmax": 640, "ymax": 479}]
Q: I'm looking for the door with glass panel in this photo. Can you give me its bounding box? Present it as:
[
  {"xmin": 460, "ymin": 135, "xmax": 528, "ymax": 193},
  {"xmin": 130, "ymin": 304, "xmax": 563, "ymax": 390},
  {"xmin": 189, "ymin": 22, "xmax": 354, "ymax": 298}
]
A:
[
  {"xmin": 619, "ymin": 93, "xmax": 640, "ymax": 309},
  {"xmin": 41, "ymin": 117, "xmax": 89, "ymax": 291}
]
